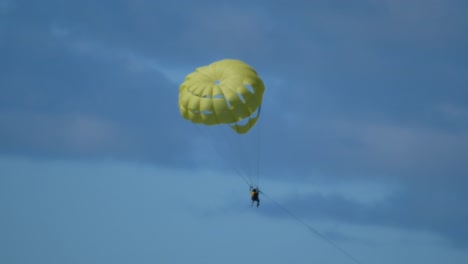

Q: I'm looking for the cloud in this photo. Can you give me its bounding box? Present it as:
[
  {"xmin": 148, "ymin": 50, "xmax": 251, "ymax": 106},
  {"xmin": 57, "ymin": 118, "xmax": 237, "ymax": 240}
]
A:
[
  {"xmin": 2, "ymin": 1, "xmax": 468, "ymax": 262},
  {"xmin": 0, "ymin": 112, "xmax": 117, "ymax": 154},
  {"xmin": 0, "ymin": 20, "xmax": 198, "ymax": 166},
  {"xmin": 324, "ymin": 119, "xmax": 468, "ymax": 180},
  {"xmin": 438, "ymin": 103, "xmax": 468, "ymax": 122},
  {"xmin": 261, "ymin": 185, "xmax": 468, "ymax": 247},
  {"xmin": 3, "ymin": 156, "xmax": 467, "ymax": 264},
  {"xmin": 256, "ymin": 112, "xmax": 468, "ymax": 184},
  {"xmin": 3, "ymin": 0, "xmax": 468, "ymax": 175}
]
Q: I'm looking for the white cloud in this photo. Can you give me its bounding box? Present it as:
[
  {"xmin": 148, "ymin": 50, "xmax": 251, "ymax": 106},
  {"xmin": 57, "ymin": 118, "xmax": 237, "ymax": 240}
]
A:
[
  {"xmin": 1, "ymin": 156, "xmax": 468, "ymax": 264},
  {"xmin": 319, "ymin": 118, "xmax": 468, "ymax": 177},
  {"xmin": 48, "ymin": 24, "xmax": 187, "ymax": 84},
  {"xmin": 439, "ymin": 103, "xmax": 468, "ymax": 120},
  {"xmin": 0, "ymin": 112, "xmax": 119, "ymax": 154}
]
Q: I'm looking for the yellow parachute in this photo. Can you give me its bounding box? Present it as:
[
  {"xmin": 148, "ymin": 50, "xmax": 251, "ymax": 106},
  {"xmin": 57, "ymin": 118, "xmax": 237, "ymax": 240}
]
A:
[{"xmin": 179, "ymin": 59, "xmax": 265, "ymax": 134}]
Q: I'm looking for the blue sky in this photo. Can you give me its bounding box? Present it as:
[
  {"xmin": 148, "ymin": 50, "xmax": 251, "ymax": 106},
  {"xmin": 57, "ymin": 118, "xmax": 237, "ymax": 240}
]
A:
[{"xmin": 1, "ymin": 0, "xmax": 468, "ymax": 263}]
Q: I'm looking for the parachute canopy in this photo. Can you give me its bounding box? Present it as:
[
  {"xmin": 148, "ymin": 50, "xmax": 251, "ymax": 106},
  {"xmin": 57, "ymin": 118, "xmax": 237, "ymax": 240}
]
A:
[{"xmin": 179, "ymin": 59, "xmax": 265, "ymax": 134}]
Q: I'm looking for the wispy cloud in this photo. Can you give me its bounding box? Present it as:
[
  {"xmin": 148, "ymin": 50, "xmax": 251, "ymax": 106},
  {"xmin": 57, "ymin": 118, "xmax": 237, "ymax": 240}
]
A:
[{"xmin": 48, "ymin": 24, "xmax": 187, "ymax": 83}]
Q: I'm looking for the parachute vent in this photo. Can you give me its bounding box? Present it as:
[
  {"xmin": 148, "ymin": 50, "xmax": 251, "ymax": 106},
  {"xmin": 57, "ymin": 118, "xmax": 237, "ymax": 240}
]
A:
[{"xmin": 244, "ymin": 84, "xmax": 254, "ymax": 93}]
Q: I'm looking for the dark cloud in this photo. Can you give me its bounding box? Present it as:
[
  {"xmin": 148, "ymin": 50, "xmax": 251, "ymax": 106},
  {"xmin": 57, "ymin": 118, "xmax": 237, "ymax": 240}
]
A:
[
  {"xmin": 2, "ymin": 1, "xmax": 468, "ymax": 246},
  {"xmin": 3, "ymin": 0, "xmax": 467, "ymax": 173},
  {"xmin": 0, "ymin": 14, "xmax": 194, "ymax": 166},
  {"xmin": 261, "ymin": 187, "xmax": 468, "ymax": 247}
]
